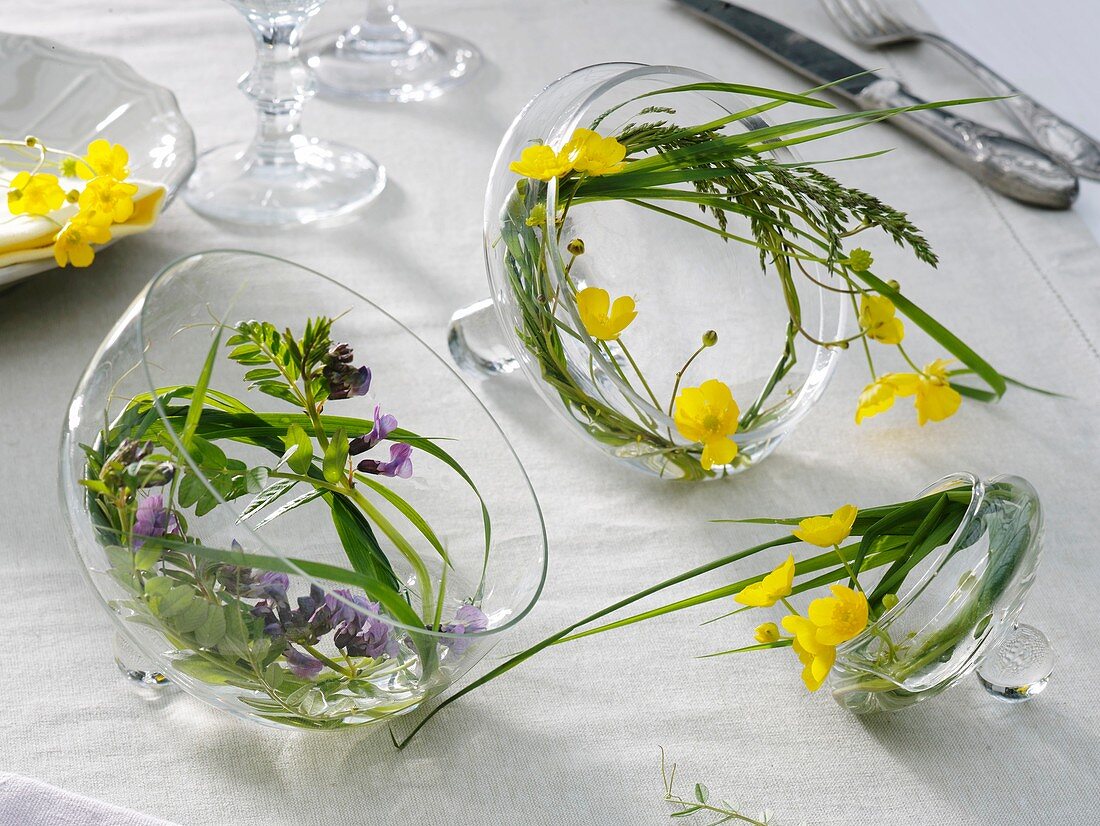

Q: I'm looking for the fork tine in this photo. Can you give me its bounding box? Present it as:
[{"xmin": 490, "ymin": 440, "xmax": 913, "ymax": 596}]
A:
[
  {"xmin": 834, "ymin": 0, "xmax": 879, "ymax": 40},
  {"xmin": 852, "ymin": 0, "xmax": 895, "ymax": 36},
  {"xmin": 818, "ymin": 0, "xmax": 858, "ymax": 40},
  {"xmin": 860, "ymin": 0, "xmax": 909, "ymax": 32}
]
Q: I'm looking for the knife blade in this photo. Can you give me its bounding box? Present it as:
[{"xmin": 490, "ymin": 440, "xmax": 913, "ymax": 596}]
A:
[{"xmin": 675, "ymin": 0, "xmax": 1078, "ymax": 209}]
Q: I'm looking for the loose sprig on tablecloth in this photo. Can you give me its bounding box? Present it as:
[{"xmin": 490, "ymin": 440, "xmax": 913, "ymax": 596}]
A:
[{"xmin": 498, "ymin": 80, "xmax": 1028, "ymax": 478}]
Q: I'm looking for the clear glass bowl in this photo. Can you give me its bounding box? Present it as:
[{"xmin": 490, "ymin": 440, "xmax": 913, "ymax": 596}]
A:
[
  {"xmin": 831, "ymin": 472, "xmax": 1046, "ymax": 713},
  {"xmin": 449, "ymin": 63, "xmax": 846, "ymax": 480},
  {"xmin": 59, "ymin": 250, "xmax": 547, "ymax": 730}
]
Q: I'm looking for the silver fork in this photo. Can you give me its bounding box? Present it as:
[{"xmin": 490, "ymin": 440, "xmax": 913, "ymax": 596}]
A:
[{"xmin": 820, "ymin": 0, "xmax": 1100, "ymax": 179}]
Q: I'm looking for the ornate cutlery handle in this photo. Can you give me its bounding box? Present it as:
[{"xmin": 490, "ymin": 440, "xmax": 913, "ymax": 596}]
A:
[
  {"xmin": 858, "ymin": 79, "xmax": 1078, "ymax": 210},
  {"xmin": 920, "ymin": 33, "xmax": 1100, "ymax": 181}
]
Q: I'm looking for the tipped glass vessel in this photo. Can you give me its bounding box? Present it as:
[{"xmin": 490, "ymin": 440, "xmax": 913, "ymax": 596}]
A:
[
  {"xmin": 184, "ymin": 1, "xmax": 385, "ymax": 227},
  {"xmin": 831, "ymin": 473, "xmax": 1051, "ymax": 714},
  {"xmin": 305, "ymin": 1, "xmax": 480, "ymax": 103},
  {"xmin": 449, "ymin": 63, "xmax": 846, "ymax": 481},
  {"xmin": 60, "ymin": 250, "xmax": 547, "ymax": 730}
]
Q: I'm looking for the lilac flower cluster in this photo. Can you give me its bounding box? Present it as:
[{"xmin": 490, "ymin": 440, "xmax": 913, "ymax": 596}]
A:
[
  {"xmin": 132, "ymin": 494, "xmax": 180, "ymax": 548},
  {"xmin": 231, "ymin": 563, "xmax": 402, "ymax": 678},
  {"xmin": 322, "ymin": 343, "xmax": 371, "ymax": 400},
  {"xmin": 441, "ymin": 603, "xmax": 489, "ymax": 655}
]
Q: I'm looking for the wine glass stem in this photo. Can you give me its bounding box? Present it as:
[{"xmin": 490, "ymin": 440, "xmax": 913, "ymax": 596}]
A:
[
  {"xmin": 353, "ymin": 0, "xmax": 421, "ymax": 46},
  {"xmin": 238, "ymin": 9, "xmax": 316, "ymax": 164}
]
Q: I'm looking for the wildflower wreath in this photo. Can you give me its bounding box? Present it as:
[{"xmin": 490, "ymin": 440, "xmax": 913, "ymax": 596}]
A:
[{"xmin": 496, "ymin": 81, "xmax": 1028, "ymax": 479}]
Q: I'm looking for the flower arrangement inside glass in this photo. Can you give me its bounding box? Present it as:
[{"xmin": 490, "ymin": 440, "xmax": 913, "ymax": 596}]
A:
[
  {"xmin": 454, "ymin": 64, "xmax": 1024, "ymax": 481},
  {"xmin": 61, "ymin": 250, "xmax": 546, "ymax": 730},
  {"xmin": 395, "ymin": 471, "xmax": 1049, "ymax": 746}
]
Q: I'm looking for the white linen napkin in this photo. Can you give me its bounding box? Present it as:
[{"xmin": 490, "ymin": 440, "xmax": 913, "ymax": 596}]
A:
[{"xmin": 0, "ymin": 773, "xmax": 178, "ymax": 826}]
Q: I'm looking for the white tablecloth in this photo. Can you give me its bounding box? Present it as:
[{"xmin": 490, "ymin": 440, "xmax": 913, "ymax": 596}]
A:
[{"xmin": 1, "ymin": 1, "xmax": 1097, "ymax": 823}]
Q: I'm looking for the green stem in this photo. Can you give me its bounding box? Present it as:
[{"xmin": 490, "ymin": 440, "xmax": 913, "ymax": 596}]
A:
[
  {"xmin": 301, "ymin": 643, "xmax": 354, "ymax": 678},
  {"xmin": 616, "ymin": 338, "xmax": 662, "ymax": 410}
]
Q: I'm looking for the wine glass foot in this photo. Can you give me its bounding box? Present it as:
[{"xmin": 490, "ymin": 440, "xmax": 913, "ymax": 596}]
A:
[
  {"xmin": 183, "ymin": 137, "xmax": 385, "ymax": 227},
  {"xmin": 306, "ymin": 27, "xmax": 480, "ymax": 103},
  {"xmin": 976, "ymin": 623, "xmax": 1053, "ymax": 703}
]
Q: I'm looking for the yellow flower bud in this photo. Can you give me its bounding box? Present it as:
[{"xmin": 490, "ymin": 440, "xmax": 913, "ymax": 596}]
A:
[
  {"xmin": 567, "ymin": 238, "xmax": 585, "ymax": 256},
  {"xmin": 754, "ymin": 622, "xmax": 780, "ymax": 644},
  {"xmin": 881, "ymin": 593, "xmax": 899, "ymax": 610},
  {"xmin": 702, "ymin": 330, "xmax": 718, "ymax": 347}
]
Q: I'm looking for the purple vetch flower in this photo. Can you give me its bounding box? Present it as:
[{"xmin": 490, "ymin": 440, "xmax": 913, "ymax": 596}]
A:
[
  {"xmin": 349, "ymin": 405, "xmax": 398, "ymax": 456},
  {"xmin": 241, "ymin": 570, "xmax": 290, "ymax": 601},
  {"xmin": 441, "ymin": 603, "xmax": 489, "ymax": 655},
  {"xmin": 323, "ymin": 589, "xmax": 398, "ymax": 659},
  {"xmin": 132, "ymin": 494, "xmax": 180, "ymax": 548},
  {"xmin": 284, "ymin": 646, "xmax": 324, "ymax": 679},
  {"xmin": 322, "ymin": 343, "xmax": 371, "ymax": 400},
  {"xmin": 357, "ymin": 442, "xmax": 413, "ymax": 479},
  {"xmin": 252, "ymin": 584, "xmax": 333, "ymax": 645}
]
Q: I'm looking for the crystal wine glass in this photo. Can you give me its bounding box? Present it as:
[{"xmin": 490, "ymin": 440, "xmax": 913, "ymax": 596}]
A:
[
  {"xmin": 183, "ymin": 0, "xmax": 385, "ymax": 227},
  {"xmin": 304, "ymin": 1, "xmax": 480, "ymax": 103}
]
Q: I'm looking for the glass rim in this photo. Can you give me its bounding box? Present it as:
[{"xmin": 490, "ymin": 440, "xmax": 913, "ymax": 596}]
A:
[
  {"xmin": 535, "ymin": 63, "xmax": 848, "ymax": 442},
  {"xmin": 130, "ymin": 248, "xmax": 549, "ymax": 642},
  {"xmin": 836, "ymin": 471, "xmax": 986, "ymax": 655}
]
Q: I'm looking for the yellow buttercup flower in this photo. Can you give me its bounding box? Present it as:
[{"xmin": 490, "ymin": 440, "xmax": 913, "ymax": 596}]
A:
[
  {"xmin": 576, "ymin": 287, "xmax": 637, "ymax": 341},
  {"xmin": 855, "ymin": 377, "xmax": 897, "ymax": 424},
  {"xmin": 913, "ymin": 358, "xmax": 962, "ymax": 426},
  {"xmin": 673, "ymin": 379, "xmax": 740, "ymax": 470},
  {"xmin": 53, "ymin": 212, "xmax": 111, "ymax": 268},
  {"xmin": 856, "ymin": 361, "xmax": 960, "ymax": 426},
  {"xmin": 858, "ymin": 294, "xmax": 904, "ymax": 344},
  {"xmin": 754, "ymin": 622, "xmax": 780, "ymax": 644},
  {"xmin": 782, "ymin": 615, "xmax": 836, "ymax": 691},
  {"xmin": 78, "ymin": 138, "xmax": 130, "ymax": 181},
  {"xmin": 509, "ymin": 144, "xmax": 572, "ymax": 181},
  {"xmin": 564, "ymin": 128, "xmax": 627, "ymax": 176},
  {"xmin": 807, "ymin": 584, "xmax": 869, "ymax": 646},
  {"xmin": 793, "ymin": 504, "xmax": 858, "ymax": 548},
  {"xmin": 7, "ymin": 171, "xmax": 65, "ymax": 216},
  {"xmin": 78, "ymin": 175, "xmax": 139, "ymax": 224},
  {"xmin": 735, "ymin": 554, "xmax": 795, "ymax": 608}
]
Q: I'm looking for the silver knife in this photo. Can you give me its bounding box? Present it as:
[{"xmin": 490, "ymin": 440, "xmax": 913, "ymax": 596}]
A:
[{"xmin": 675, "ymin": 0, "xmax": 1078, "ymax": 209}]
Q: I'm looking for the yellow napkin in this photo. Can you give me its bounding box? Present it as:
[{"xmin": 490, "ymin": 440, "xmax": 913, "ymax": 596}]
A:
[{"xmin": 0, "ymin": 180, "xmax": 166, "ymax": 269}]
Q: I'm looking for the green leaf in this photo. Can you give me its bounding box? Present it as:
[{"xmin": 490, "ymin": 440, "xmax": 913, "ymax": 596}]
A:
[
  {"xmin": 158, "ymin": 585, "xmax": 198, "ymax": 619},
  {"xmin": 172, "ymin": 599, "xmax": 213, "ymax": 634},
  {"xmin": 357, "ymin": 474, "xmax": 450, "ymax": 565},
  {"xmin": 238, "ymin": 478, "xmax": 297, "ymax": 523},
  {"xmin": 181, "ymin": 325, "xmax": 223, "ymax": 451},
  {"xmin": 283, "ymin": 423, "xmax": 314, "ymax": 475},
  {"xmin": 254, "ymin": 488, "xmax": 323, "ymax": 529},
  {"xmin": 244, "ymin": 466, "xmax": 269, "ymax": 494},
  {"xmin": 194, "ymin": 605, "xmax": 227, "ymax": 647},
  {"xmin": 133, "ymin": 546, "xmax": 162, "ymax": 572},
  {"xmin": 327, "ymin": 493, "xmax": 400, "ymax": 593},
  {"xmin": 323, "ymin": 428, "xmax": 349, "ymax": 485}
]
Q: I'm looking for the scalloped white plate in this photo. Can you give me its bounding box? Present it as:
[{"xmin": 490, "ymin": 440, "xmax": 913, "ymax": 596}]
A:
[{"xmin": 0, "ymin": 33, "xmax": 196, "ymax": 289}]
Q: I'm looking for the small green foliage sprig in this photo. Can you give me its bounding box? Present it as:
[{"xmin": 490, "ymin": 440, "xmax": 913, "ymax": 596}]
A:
[{"xmin": 661, "ymin": 749, "xmax": 799, "ymax": 825}]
